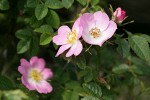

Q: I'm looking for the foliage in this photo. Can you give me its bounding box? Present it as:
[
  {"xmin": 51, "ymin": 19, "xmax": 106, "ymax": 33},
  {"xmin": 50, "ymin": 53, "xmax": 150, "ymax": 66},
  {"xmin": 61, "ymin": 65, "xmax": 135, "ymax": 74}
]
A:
[{"xmin": 0, "ymin": 0, "xmax": 150, "ymax": 100}]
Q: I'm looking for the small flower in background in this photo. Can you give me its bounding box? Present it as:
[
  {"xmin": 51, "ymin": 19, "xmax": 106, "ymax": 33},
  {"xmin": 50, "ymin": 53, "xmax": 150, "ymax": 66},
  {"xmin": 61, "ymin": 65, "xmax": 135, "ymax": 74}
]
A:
[
  {"xmin": 81, "ymin": 11, "xmax": 117, "ymax": 46},
  {"xmin": 113, "ymin": 7, "xmax": 126, "ymax": 24},
  {"xmin": 53, "ymin": 17, "xmax": 83, "ymax": 57},
  {"xmin": 18, "ymin": 56, "xmax": 53, "ymax": 94}
]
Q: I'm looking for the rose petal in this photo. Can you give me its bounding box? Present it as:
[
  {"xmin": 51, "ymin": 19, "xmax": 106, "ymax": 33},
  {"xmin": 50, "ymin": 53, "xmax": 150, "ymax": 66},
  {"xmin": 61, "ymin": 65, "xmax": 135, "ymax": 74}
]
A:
[
  {"xmin": 74, "ymin": 40, "xmax": 83, "ymax": 56},
  {"xmin": 82, "ymin": 30, "xmax": 93, "ymax": 45},
  {"xmin": 19, "ymin": 59, "xmax": 30, "ymax": 75},
  {"xmin": 21, "ymin": 76, "xmax": 35, "ymax": 90},
  {"xmin": 98, "ymin": 21, "xmax": 117, "ymax": 46},
  {"xmin": 81, "ymin": 13, "xmax": 95, "ymax": 32},
  {"xmin": 41, "ymin": 68, "xmax": 53, "ymax": 80},
  {"xmin": 94, "ymin": 11, "xmax": 109, "ymax": 32},
  {"xmin": 18, "ymin": 66, "xmax": 29, "ymax": 75},
  {"xmin": 114, "ymin": 7, "xmax": 126, "ymax": 21},
  {"xmin": 53, "ymin": 34, "xmax": 67, "ymax": 45},
  {"xmin": 81, "ymin": 13, "xmax": 97, "ymax": 45},
  {"xmin": 20, "ymin": 59, "xmax": 30, "ymax": 68},
  {"xmin": 55, "ymin": 44, "xmax": 71, "ymax": 57},
  {"xmin": 30, "ymin": 56, "xmax": 45, "ymax": 71},
  {"xmin": 102, "ymin": 21, "xmax": 117, "ymax": 38},
  {"xmin": 66, "ymin": 42, "xmax": 78, "ymax": 57},
  {"xmin": 98, "ymin": 35, "xmax": 110, "ymax": 46},
  {"xmin": 119, "ymin": 10, "xmax": 126, "ymax": 21},
  {"xmin": 114, "ymin": 7, "xmax": 121, "ymax": 17},
  {"xmin": 58, "ymin": 26, "xmax": 71, "ymax": 35},
  {"xmin": 35, "ymin": 81, "xmax": 53, "ymax": 94},
  {"xmin": 82, "ymin": 32, "xmax": 106, "ymax": 45},
  {"xmin": 72, "ymin": 17, "xmax": 83, "ymax": 39}
]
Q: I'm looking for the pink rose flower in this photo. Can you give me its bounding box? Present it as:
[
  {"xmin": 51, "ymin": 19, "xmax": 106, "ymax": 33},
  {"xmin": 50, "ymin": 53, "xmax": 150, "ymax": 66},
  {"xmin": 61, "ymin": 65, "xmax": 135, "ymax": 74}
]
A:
[
  {"xmin": 113, "ymin": 7, "xmax": 126, "ymax": 23},
  {"xmin": 18, "ymin": 56, "xmax": 53, "ymax": 94},
  {"xmin": 53, "ymin": 17, "xmax": 83, "ymax": 57},
  {"xmin": 81, "ymin": 11, "xmax": 117, "ymax": 46}
]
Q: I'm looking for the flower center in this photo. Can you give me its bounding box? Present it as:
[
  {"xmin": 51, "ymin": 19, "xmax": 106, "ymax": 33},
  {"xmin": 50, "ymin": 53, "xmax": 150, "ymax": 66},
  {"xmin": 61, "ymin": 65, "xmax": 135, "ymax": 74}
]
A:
[
  {"xmin": 67, "ymin": 30, "xmax": 77, "ymax": 44},
  {"xmin": 90, "ymin": 27, "xmax": 101, "ymax": 38},
  {"xmin": 30, "ymin": 70, "xmax": 42, "ymax": 81}
]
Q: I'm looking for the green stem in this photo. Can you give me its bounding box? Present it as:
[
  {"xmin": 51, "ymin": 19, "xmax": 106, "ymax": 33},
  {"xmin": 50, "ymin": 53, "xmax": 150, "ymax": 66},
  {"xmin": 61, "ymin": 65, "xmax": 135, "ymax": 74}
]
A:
[
  {"xmin": 61, "ymin": 20, "xmax": 74, "ymax": 24},
  {"xmin": 106, "ymin": 41, "xmax": 115, "ymax": 45},
  {"xmin": 121, "ymin": 20, "xmax": 134, "ymax": 26},
  {"xmin": 85, "ymin": 45, "xmax": 92, "ymax": 52}
]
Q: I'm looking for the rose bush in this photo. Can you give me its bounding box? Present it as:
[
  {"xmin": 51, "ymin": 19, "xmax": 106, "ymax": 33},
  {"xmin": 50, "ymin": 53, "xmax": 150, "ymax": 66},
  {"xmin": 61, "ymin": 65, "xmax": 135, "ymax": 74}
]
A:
[{"xmin": 0, "ymin": 0, "xmax": 150, "ymax": 100}]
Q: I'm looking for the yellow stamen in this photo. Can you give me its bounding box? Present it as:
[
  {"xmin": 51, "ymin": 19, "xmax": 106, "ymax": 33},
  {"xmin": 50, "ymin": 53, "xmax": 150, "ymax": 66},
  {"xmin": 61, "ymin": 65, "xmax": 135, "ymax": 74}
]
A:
[
  {"xmin": 30, "ymin": 70, "xmax": 42, "ymax": 81},
  {"xmin": 90, "ymin": 27, "xmax": 101, "ymax": 38},
  {"xmin": 66, "ymin": 30, "xmax": 77, "ymax": 44}
]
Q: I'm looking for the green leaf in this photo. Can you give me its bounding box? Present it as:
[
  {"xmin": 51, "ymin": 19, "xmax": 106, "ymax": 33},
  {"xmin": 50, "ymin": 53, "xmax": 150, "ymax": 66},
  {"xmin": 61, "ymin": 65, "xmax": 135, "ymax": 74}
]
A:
[
  {"xmin": 0, "ymin": 0, "xmax": 9, "ymax": 10},
  {"xmin": 35, "ymin": 4, "xmax": 48, "ymax": 20},
  {"xmin": 84, "ymin": 72, "xmax": 93, "ymax": 83},
  {"xmin": 0, "ymin": 75, "xmax": 15, "ymax": 90},
  {"xmin": 40, "ymin": 34, "xmax": 52, "ymax": 45},
  {"xmin": 59, "ymin": 72, "xmax": 70, "ymax": 83},
  {"xmin": 138, "ymin": 89, "xmax": 150, "ymax": 100},
  {"xmin": 34, "ymin": 24, "xmax": 53, "ymax": 34},
  {"xmin": 65, "ymin": 81, "xmax": 82, "ymax": 92},
  {"xmin": 62, "ymin": 0, "xmax": 74, "ymax": 9},
  {"xmin": 131, "ymin": 65, "xmax": 150, "ymax": 76},
  {"xmin": 45, "ymin": 0, "xmax": 63, "ymax": 9},
  {"xmin": 3, "ymin": 90, "xmax": 28, "ymax": 100},
  {"xmin": 102, "ymin": 89, "xmax": 114, "ymax": 100},
  {"xmin": 27, "ymin": 0, "xmax": 39, "ymax": 8},
  {"xmin": 128, "ymin": 35, "xmax": 150, "ymax": 60},
  {"xmin": 140, "ymin": 34, "xmax": 150, "ymax": 43},
  {"xmin": 19, "ymin": 85, "xmax": 39, "ymax": 100},
  {"xmin": 53, "ymin": 42, "xmax": 58, "ymax": 50},
  {"xmin": 15, "ymin": 29, "xmax": 32, "ymax": 40},
  {"xmin": 91, "ymin": 5, "xmax": 102, "ymax": 12},
  {"xmin": 78, "ymin": 70, "xmax": 89, "ymax": 78},
  {"xmin": 27, "ymin": 16, "xmax": 43, "ymax": 28},
  {"xmin": 28, "ymin": 34, "xmax": 39, "ymax": 56},
  {"xmin": 17, "ymin": 40, "xmax": 31, "ymax": 54},
  {"xmin": 102, "ymin": 95, "xmax": 114, "ymax": 100},
  {"xmin": 130, "ymin": 56, "xmax": 150, "ymax": 75},
  {"xmin": 129, "ymin": 77, "xmax": 140, "ymax": 86},
  {"xmin": 91, "ymin": 0, "xmax": 99, "ymax": 6},
  {"xmin": 112, "ymin": 64, "xmax": 129, "ymax": 74},
  {"xmin": 131, "ymin": 65, "xmax": 144, "ymax": 75},
  {"xmin": 77, "ymin": 0, "xmax": 86, "ymax": 6},
  {"xmin": 62, "ymin": 90, "xmax": 79, "ymax": 100},
  {"xmin": 116, "ymin": 38, "xmax": 130, "ymax": 58},
  {"xmin": 81, "ymin": 96, "xmax": 99, "ymax": 100},
  {"xmin": 45, "ymin": 10, "xmax": 60, "ymax": 29},
  {"xmin": 130, "ymin": 56, "xmax": 149, "ymax": 68},
  {"xmin": 124, "ymin": 29, "xmax": 132, "ymax": 36},
  {"xmin": 75, "ymin": 55, "xmax": 87, "ymax": 69},
  {"xmin": 83, "ymin": 82, "xmax": 102, "ymax": 98}
]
